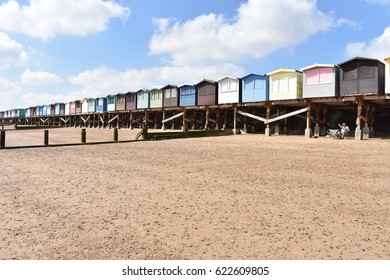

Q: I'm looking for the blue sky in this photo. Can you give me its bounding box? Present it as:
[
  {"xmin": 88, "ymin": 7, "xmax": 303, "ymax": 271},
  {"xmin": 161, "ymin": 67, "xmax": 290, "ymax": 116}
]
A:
[{"xmin": 1, "ymin": 0, "xmax": 390, "ymax": 111}]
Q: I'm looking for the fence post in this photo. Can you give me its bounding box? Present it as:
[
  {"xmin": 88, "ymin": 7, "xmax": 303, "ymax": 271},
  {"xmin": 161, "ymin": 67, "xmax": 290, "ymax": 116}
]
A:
[
  {"xmin": 0, "ymin": 130, "xmax": 5, "ymax": 148},
  {"xmin": 113, "ymin": 127, "xmax": 118, "ymax": 142},
  {"xmin": 44, "ymin": 129, "xmax": 49, "ymax": 146},
  {"xmin": 81, "ymin": 128, "xmax": 86, "ymax": 144}
]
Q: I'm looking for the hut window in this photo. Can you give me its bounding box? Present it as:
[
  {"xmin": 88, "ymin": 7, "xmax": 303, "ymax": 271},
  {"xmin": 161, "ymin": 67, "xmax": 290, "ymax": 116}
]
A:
[
  {"xmin": 359, "ymin": 65, "xmax": 375, "ymax": 79},
  {"xmin": 319, "ymin": 68, "xmax": 332, "ymax": 83},
  {"xmin": 343, "ymin": 64, "xmax": 358, "ymax": 80},
  {"xmin": 306, "ymin": 69, "xmax": 319, "ymax": 85},
  {"xmin": 171, "ymin": 88, "xmax": 177, "ymax": 98},
  {"xmin": 288, "ymin": 78, "xmax": 296, "ymax": 92},
  {"xmin": 272, "ymin": 79, "xmax": 279, "ymax": 93},
  {"xmin": 165, "ymin": 89, "xmax": 171, "ymax": 98},
  {"xmin": 279, "ymin": 78, "xmax": 289, "ymax": 92}
]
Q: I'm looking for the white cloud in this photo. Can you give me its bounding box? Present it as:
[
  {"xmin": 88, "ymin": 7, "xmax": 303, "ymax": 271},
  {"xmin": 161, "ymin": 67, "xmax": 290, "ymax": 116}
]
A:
[
  {"xmin": 68, "ymin": 64, "xmax": 244, "ymax": 98},
  {"xmin": 0, "ymin": 0, "xmax": 130, "ymax": 40},
  {"xmin": 336, "ymin": 18, "xmax": 361, "ymax": 29},
  {"xmin": 345, "ymin": 26, "xmax": 390, "ymax": 59},
  {"xmin": 21, "ymin": 69, "xmax": 63, "ymax": 86},
  {"xmin": 0, "ymin": 32, "xmax": 28, "ymax": 68},
  {"xmin": 149, "ymin": 0, "xmax": 334, "ymax": 66},
  {"xmin": 366, "ymin": 0, "xmax": 390, "ymax": 4},
  {"xmin": 0, "ymin": 77, "xmax": 23, "ymax": 110}
]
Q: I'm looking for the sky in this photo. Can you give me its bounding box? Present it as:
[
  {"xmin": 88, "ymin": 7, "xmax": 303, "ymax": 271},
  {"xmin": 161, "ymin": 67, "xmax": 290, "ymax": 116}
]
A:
[{"xmin": 1, "ymin": 0, "xmax": 390, "ymax": 111}]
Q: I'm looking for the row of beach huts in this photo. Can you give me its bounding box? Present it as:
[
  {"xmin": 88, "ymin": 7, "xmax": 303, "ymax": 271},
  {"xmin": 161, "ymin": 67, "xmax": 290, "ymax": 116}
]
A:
[{"xmin": 2, "ymin": 56, "xmax": 390, "ymax": 119}]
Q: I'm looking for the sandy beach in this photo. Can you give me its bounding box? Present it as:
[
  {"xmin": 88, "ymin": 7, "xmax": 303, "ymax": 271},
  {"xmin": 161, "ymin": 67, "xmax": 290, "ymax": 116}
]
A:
[{"xmin": 0, "ymin": 128, "xmax": 389, "ymax": 260}]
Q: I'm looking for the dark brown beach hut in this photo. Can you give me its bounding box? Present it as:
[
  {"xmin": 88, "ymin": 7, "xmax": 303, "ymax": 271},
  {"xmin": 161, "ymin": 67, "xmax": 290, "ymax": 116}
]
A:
[
  {"xmin": 338, "ymin": 57, "xmax": 385, "ymax": 96},
  {"xmin": 196, "ymin": 79, "xmax": 218, "ymax": 106}
]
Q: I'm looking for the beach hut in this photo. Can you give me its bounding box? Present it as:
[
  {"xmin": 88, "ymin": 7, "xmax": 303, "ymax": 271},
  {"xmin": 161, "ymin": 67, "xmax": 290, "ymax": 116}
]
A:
[
  {"xmin": 136, "ymin": 89, "xmax": 150, "ymax": 109},
  {"xmin": 149, "ymin": 88, "xmax": 163, "ymax": 108},
  {"xmin": 26, "ymin": 108, "xmax": 30, "ymax": 118},
  {"xmin": 179, "ymin": 84, "xmax": 197, "ymax": 107},
  {"xmin": 65, "ymin": 103, "xmax": 70, "ymax": 115},
  {"xmin": 42, "ymin": 105, "xmax": 49, "ymax": 116},
  {"xmin": 30, "ymin": 106, "xmax": 37, "ymax": 117},
  {"xmin": 14, "ymin": 109, "xmax": 26, "ymax": 117},
  {"xmin": 196, "ymin": 79, "xmax": 218, "ymax": 106},
  {"xmin": 267, "ymin": 69, "xmax": 303, "ymax": 100},
  {"xmin": 301, "ymin": 64, "xmax": 340, "ymax": 98},
  {"xmin": 338, "ymin": 57, "xmax": 385, "ymax": 96},
  {"xmin": 162, "ymin": 85, "xmax": 179, "ymax": 108},
  {"xmin": 69, "ymin": 101, "xmax": 76, "ymax": 115},
  {"xmin": 54, "ymin": 103, "xmax": 65, "ymax": 115},
  {"xmin": 384, "ymin": 56, "xmax": 390, "ymax": 93},
  {"xmin": 88, "ymin": 99, "xmax": 96, "ymax": 112},
  {"xmin": 36, "ymin": 105, "xmax": 43, "ymax": 116},
  {"xmin": 116, "ymin": 94, "xmax": 126, "ymax": 111},
  {"xmin": 241, "ymin": 73, "xmax": 269, "ymax": 102},
  {"xmin": 217, "ymin": 76, "xmax": 241, "ymax": 104},
  {"xmin": 107, "ymin": 95, "xmax": 116, "ymax": 111},
  {"xmin": 125, "ymin": 92, "xmax": 136, "ymax": 110},
  {"xmin": 81, "ymin": 98, "xmax": 89, "ymax": 113},
  {"xmin": 75, "ymin": 100, "xmax": 82, "ymax": 114},
  {"xmin": 95, "ymin": 97, "xmax": 107, "ymax": 113}
]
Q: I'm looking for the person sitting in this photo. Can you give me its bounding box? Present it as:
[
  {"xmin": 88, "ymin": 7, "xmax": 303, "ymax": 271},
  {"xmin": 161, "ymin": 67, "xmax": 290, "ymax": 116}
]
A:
[{"xmin": 338, "ymin": 123, "xmax": 350, "ymax": 139}]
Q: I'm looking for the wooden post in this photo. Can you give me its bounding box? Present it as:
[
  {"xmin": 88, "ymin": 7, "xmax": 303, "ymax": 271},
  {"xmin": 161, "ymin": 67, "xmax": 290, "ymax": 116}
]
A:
[
  {"xmin": 161, "ymin": 109, "xmax": 165, "ymax": 130},
  {"xmin": 0, "ymin": 130, "xmax": 5, "ymax": 148},
  {"xmin": 223, "ymin": 110, "xmax": 227, "ymax": 129},
  {"xmin": 370, "ymin": 103, "xmax": 376, "ymax": 137},
  {"xmin": 182, "ymin": 108, "xmax": 186, "ymax": 131},
  {"xmin": 216, "ymin": 108, "xmax": 220, "ymax": 130},
  {"xmin": 44, "ymin": 129, "xmax": 49, "ymax": 146},
  {"xmin": 274, "ymin": 107, "xmax": 280, "ymax": 135},
  {"xmin": 81, "ymin": 128, "xmax": 86, "ymax": 144},
  {"xmin": 305, "ymin": 101, "xmax": 312, "ymax": 138},
  {"xmin": 265, "ymin": 104, "xmax": 271, "ymax": 136},
  {"xmin": 171, "ymin": 111, "xmax": 175, "ymax": 130},
  {"xmin": 314, "ymin": 104, "xmax": 320, "ymax": 138},
  {"xmin": 154, "ymin": 112, "xmax": 158, "ymax": 129},
  {"xmin": 192, "ymin": 110, "xmax": 196, "ymax": 130},
  {"xmin": 113, "ymin": 127, "xmax": 118, "ymax": 142},
  {"xmin": 204, "ymin": 106, "xmax": 209, "ymax": 130},
  {"xmin": 233, "ymin": 106, "xmax": 237, "ymax": 134},
  {"xmin": 322, "ymin": 104, "xmax": 328, "ymax": 136},
  {"xmin": 355, "ymin": 98, "xmax": 363, "ymax": 140},
  {"xmin": 129, "ymin": 112, "xmax": 133, "ymax": 130},
  {"xmin": 145, "ymin": 110, "xmax": 149, "ymax": 128},
  {"xmin": 363, "ymin": 102, "xmax": 370, "ymax": 140}
]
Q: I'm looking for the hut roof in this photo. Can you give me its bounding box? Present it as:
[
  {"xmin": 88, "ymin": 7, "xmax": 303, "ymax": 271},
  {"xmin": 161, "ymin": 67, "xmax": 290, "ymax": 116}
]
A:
[{"xmin": 300, "ymin": 64, "xmax": 338, "ymax": 71}]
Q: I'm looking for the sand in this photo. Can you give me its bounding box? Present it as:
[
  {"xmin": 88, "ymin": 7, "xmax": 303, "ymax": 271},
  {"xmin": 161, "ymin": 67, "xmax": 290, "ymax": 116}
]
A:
[{"xmin": 0, "ymin": 127, "xmax": 389, "ymax": 260}]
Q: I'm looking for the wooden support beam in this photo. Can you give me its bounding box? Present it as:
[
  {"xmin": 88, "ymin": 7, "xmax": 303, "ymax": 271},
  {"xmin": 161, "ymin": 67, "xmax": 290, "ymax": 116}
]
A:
[
  {"xmin": 61, "ymin": 117, "xmax": 70, "ymax": 123},
  {"xmin": 162, "ymin": 111, "xmax": 184, "ymax": 123},
  {"xmin": 216, "ymin": 108, "xmax": 220, "ymax": 130},
  {"xmin": 161, "ymin": 110, "xmax": 165, "ymax": 130},
  {"xmin": 108, "ymin": 114, "xmax": 118, "ymax": 124},
  {"xmin": 81, "ymin": 116, "xmax": 90, "ymax": 123},
  {"xmin": 182, "ymin": 108, "xmax": 187, "ymax": 131},
  {"xmin": 265, "ymin": 107, "xmax": 308, "ymax": 124},
  {"xmin": 237, "ymin": 110, "xmax": 267, "ymax": 123}
]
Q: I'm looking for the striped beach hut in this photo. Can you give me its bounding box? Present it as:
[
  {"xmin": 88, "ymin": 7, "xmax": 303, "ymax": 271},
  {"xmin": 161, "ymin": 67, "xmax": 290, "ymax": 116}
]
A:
[
  {"xmin": 179, "ymin": 84, "xmax": 197, "ymax": 107},
  {"xmin": 149, "ymin": 88, "xmax": 163, "ymax": 108},
  {"xmin": 338, "ymin": 57, "xmax": 385, "ymax": 96},
  {"xmin": 267, "ymin": 69, "xmax": 303, "ymax": 100},
  {"xmin": 384, "ymin": 56, "xmax": 390, "ymax": 93},
  {"xmin": 196, "ymin": 79, "xmax": 218, "ymax": 106},
  {"xmin": 106, "ymin": 95, "xmax": 116, "ymax": 111},
  {"xmin": 116, "ymin": 93, "xmax": 126, "ymax": 111},
  {"xmin": 65, "ymin": 103, "xmax": 70, "ymax": 115},
  {"xmin": 125, "ymin": 92, "xmax": 136, "ymax": 110},
  {"xmin": 136, "ymin": 89, "xmax": 150, "ymax": 109},
  {"xmin": 95, "ymin": 97, "xmax": 107, "ymax": 113},
  {"xmin": 162, "ymin": 85, "xmax": 179, "ymax": 108},
  {"xmin": 54, "ymin": 103, "xmax": 65, "ymax": 115},
  {"xmin": 50, "ymin": 104, "xmax": 55, "ymax": 116},
  {"xmin": 217, "ymin": 76, "xmax": 241, "ymax": 104},
  {"xmin": 301, "ymin": 64, "xmax": 340, "ymax": 98},
  {"xmin": 241, "ymin": 73, "xmax": 269, "ymax": 102}
]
